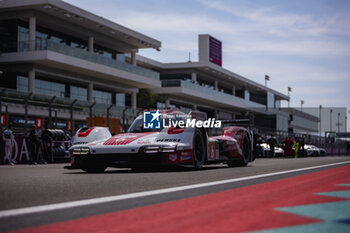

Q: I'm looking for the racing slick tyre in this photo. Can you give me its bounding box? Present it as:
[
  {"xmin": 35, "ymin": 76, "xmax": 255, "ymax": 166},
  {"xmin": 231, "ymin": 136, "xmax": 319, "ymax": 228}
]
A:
[
  {"xmin": 193, "ymin": 129, "xmax": 205, "ymax": 169},
  {"xmin": 227, "ymin": 132, "xmax": 251, "ymax": 167}
]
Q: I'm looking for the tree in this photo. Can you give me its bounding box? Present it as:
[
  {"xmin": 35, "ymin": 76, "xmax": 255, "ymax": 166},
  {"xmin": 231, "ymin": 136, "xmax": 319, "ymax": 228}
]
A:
[{"xmin": 137, "ymin": 88, "xmax": 157, "ymax": 109}]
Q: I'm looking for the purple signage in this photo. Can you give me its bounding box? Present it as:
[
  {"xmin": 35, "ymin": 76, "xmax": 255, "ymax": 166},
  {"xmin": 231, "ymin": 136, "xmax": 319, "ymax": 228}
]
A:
[{"xmin": 209, "ymin": 36, "xmax": 222, "ymax": 66}]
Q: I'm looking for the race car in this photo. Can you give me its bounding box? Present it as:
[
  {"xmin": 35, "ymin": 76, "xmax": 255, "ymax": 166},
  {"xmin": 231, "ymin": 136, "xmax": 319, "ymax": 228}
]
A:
[
  {"xmin": 69, "ymin": 109, "xmax": 255, "ymax": 172},
  {"xmin": 304, "ymin": 144, "xmax": 326, "ymax": 156},
  {"xmin": 257, "ymin": 143, "xmax": 284, "ymax": 157}
]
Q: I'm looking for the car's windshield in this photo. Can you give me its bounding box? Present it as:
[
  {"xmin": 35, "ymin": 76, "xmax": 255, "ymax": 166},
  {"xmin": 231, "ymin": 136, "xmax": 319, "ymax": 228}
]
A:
[{"xmin": 127, "ymin": 118, "xmax": 162, "ymax": 133}]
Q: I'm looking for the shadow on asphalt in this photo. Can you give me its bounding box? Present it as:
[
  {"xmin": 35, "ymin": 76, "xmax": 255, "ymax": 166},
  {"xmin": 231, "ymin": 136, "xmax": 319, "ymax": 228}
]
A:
[{"xmin": 63, "ymin": 164, "xmax": 253, "ymax": 174}]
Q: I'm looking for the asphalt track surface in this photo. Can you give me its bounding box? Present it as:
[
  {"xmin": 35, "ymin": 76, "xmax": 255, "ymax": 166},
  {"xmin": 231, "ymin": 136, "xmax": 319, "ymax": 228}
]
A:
[{"xmin": 0, "ymin": 156, "xmax": 349, "ymax": 232}]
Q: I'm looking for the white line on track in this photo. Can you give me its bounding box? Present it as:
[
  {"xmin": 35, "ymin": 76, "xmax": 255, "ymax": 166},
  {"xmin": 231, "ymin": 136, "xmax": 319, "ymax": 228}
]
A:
[{"xmin": 0, "ymin": 161, "xmax": 349, "ymax": 218}]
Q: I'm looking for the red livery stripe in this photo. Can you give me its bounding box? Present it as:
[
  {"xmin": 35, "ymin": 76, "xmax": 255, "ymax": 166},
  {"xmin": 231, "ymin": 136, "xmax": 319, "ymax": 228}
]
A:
[{"xmin": 103, "ymin": 132, "xmax": 156, "ymax": 145}]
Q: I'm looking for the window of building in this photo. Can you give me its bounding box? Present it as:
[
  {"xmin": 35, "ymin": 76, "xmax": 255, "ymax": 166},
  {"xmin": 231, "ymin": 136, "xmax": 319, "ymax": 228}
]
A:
[
  {"xmin": 17, "ymin": 76, "xmax": 28, "ymax": 91},
  {"xmin": 16, "ymin": 76, "xmax": 65, "ymax": 97},
  {"xmin": 180, "ymin": 106, "xmax": 192, "ymax": 114},
  {"xmin": 116, "ymin": 54, "xmax": 125, "ymax": 63},
  {"xmin": 267, "ymin": 92, "xmax": 275, "ymax": 109},
  {"xmin": 116, "ymin": 93, "xmax": 125, "ymax": 107},
  {"xmin": 17, "ymin": 24, "xmax": 121, "ymax": 61},
  {"xmin": 35, "ymin": 79, "xmax": 65, "ymax": 97},
  {"xmin": 235, "ymin": 89, "xmax": 245, "ymax": 99},
  {"xmin": 250, "ymin": 91, "xmax": 267, "ymax": 105},
  {"xmin": 93, "ymin": 90, "xmax": 112, "ymax": 104},
  {"xmin": 70, "ymin": 85, "xmax": 87, "ymax": 101},
  {"xmin": 17, "ymin": 26, "xmax": 28, "ymax": 41},
  {"xmin": 157, "ymin": 102, "xmax": 165, "ymax": 109}
]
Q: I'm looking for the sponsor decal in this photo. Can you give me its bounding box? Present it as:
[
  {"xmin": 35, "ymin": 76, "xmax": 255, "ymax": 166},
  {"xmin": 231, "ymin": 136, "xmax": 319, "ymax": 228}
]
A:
[
  {"xmin": 168, "ymin": 153, "xmax": 177, "ymax": 162},
  {"xmin": 156, "ymin": 139, "xmax": 181, "ymax": 142},
  {"xmin": 208, "ymin": 141, "xmax": 219, "ymax": 160},
  {"xmin": 180, "ymin": 156, "xmax": 192, "ymax": 161},
  {"xmin": 137, "ymin": 139, "xmax": 152, "ymax": 145},
  {"xmin": 179, "ymin": 150, "xmax": 193, "ymax": 161},
  {"xmin": 35, "ymin": 118, "xmax": 43, "ymax": 129}
]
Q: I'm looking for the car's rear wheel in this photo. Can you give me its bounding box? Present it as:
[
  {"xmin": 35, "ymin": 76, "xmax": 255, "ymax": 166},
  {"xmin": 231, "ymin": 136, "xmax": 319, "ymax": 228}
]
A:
[
  {"xmin": 193, "ymin": 129, "xmax": 205, "ymax": 169},
  {"xmin": 227, "ymin": 133, "xmax": 250, "ymax": 167}
]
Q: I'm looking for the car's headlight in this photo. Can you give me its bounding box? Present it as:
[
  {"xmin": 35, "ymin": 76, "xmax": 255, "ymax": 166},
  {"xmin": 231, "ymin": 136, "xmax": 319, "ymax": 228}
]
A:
[
  {"xmin": 159, "ymin": 145, "xmax": 176, "ymax": 153},
  {"xmin": 143, "ymin": 146, "xmax": 160, "ymax": 153},
  {"xmin": 143, "ymin": 145, "xmax": 177, "ymax": 153}
]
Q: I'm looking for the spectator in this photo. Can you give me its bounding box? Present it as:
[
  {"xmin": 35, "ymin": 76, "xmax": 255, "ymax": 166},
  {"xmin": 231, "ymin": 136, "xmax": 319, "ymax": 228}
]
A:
[
  {"xmin": 267, "ymin": 134, "xmax": 277, "ymax": 157},
  {"xmin": 282, "ymin": 137, "xmax": 293, "ymax": 157},
  {"xmin": 2, "ymin": 124, "xmax": 15, "ymax": 165},
  {"xmin": 29, "ymin": 125, "xmax": 39, "ymax": 164},
  {"xmin": 253, "ymin": 133, "xmax": 262, "ymax": 157},
  {"xmin": 37, "ymin": 128, "xmax": 47, "ymax": 164}
]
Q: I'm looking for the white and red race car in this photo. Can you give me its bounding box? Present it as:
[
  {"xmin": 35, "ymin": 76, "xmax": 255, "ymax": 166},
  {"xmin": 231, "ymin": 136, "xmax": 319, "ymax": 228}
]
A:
[{"xmin": 69, "ymin": 109, "xmax": 255, "ymax": 172}]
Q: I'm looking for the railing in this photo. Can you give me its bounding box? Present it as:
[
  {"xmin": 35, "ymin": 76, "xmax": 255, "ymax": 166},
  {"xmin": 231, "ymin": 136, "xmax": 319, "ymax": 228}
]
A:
[
  {"xmin": 162, "ymin": 79, "xmax": 266, "ymax": 108},
  {"xmin": 15, "ymin": 40, "xmax": 159, "ymax": 80},
  {"xmin": 0, "ymin": 88, "xmax": 140, "ymax": 124}
]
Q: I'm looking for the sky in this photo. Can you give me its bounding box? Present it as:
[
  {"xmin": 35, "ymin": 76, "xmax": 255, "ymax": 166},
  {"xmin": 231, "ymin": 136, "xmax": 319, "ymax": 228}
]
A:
[{"xmin": 69, "ymin": 0, "xmax": 350, "ymax": 130}]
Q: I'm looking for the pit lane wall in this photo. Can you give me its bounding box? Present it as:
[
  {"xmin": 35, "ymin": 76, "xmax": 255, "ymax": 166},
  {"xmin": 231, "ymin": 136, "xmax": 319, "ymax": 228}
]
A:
[
  {"xmin": 0, "ymin": 135, "xmax": 70, "ymax": 164},
  {"xmin": 1, "ymin": 134, "xmax": 349, "ymax": 164},
  {"xmin": 1, "ymin": 136, "xmax": 31, "ymax": 164}
]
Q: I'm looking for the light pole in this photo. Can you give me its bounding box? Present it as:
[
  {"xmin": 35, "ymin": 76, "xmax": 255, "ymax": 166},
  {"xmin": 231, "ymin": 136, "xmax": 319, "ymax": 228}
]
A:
[
  {"xmin": 265, "ymin": 75, "xmax": 270, "ymax": 87},
  {"xmin": 338, "ymin": 112, "xmax": 340, "ymax": 133},
  {"xmin": 330, "ymin": 109, "xmax": 333, "ymax": 131},
  {"xmin": 300, "ymin": 100, "xmax": 304, "ymax": 111},
  {"xmin": 288, "ymin": 86, "xmax": 292, "ymax": 108},
  {"xmin": 319, "ymin": 105, "xmax": 322, "ymax": 137}
]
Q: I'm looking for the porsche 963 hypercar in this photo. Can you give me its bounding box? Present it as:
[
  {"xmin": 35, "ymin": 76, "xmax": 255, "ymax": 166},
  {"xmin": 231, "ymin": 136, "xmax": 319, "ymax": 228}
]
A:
[{"xmin": 69, "ymin": 109, "xmax": 255, "ymax": 172}]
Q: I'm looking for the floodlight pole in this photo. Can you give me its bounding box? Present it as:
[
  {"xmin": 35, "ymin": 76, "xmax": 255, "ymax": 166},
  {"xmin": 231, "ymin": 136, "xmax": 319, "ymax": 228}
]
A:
[{"xmin": 330, "ymin": 109, "xmax": 333, "ymax": 131}]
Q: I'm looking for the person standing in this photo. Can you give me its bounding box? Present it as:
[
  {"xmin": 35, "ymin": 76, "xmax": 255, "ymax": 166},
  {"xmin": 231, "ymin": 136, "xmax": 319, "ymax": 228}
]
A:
[
  {"xmin": 282, "ymin": 137, "xmax": 293, "ymax": 157},
  {"xmin": 299, "ymin": 137, "xmax": 305, "ymax": 157},
  {"xmin": 267, "ymin": 134, "xmax": 277, "ymax": 157},
  {"xmin": 294, "ymin": 138, "xmax": 300, "ymax": 158},
  {"xmin": 2, "ymin": 124, "xmax": 15, "ymax": 165},
  {"xmin": 29, "ymin": 125, "xmax": 39, "ymax": 164}
]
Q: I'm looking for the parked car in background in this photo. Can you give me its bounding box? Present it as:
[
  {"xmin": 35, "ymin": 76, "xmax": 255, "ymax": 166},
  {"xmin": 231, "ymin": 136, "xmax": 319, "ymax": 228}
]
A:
[
  {"xmin": 257, "ymin": 143, "xmax": 284, "ymax": 157},
  {"xmin": 304, "ymin": 144, "xmax": 326, "ymax": 156}
]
